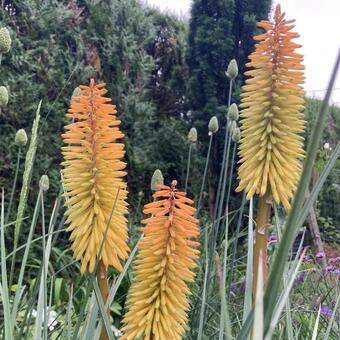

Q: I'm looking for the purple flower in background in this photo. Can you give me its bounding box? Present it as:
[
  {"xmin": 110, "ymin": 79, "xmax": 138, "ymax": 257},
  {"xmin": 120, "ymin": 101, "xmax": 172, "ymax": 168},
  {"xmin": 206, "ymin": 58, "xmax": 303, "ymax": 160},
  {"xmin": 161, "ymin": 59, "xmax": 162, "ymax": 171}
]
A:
[
  {"xmin": 297, "ymin": 272, "xmax": 305, "ymax": 282},
  {"xmin": 269, "ymin": 234, "xmax": 277, "ymax": 242},
  {"xmin": 310, "ymin": 267, "xmax": 317, "ymax": 273},
  {"xmin": 325, "ymin": 265, "xmax": 336, "ymax": 272},
  {"xmin": 321, "ymin": 305, "xmax": 333, "ymax": 318},
  {"xmin": 316, "ymin": 251, "xmax": 325, "ymax": 258},
  {"xmin": 335, "ymin": 269, "xmax": 340, "ymax": 275},
  {"xmin": 302, "ymin": 255, "xmax": 309, "ymax": 261},
  {"xmin": 328, "ymin": 257, "xmax": 337, "ymax": 264}
]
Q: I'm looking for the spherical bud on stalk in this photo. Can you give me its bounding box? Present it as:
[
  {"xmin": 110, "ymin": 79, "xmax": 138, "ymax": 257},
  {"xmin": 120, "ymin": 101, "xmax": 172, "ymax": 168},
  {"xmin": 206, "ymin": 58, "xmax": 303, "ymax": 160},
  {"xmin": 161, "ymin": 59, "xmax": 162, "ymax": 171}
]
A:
[
  {"xmin": 15, "ymin": 129, "xmax": 28, "ymax": 147},
  {"xmin": 232, "ymin": 127, "xmax": 241, "ymax": 143},
  {"xmin": 0, "ymin": 27, "xmax": 11, "ymax": 54},
  {"xmin": 0, "ymin": 86, "xmax": 9, "ymax": 107},
  {"xmin": 150, "ymin": 169, "xmax": 164, "ymax": 191},
  {"xmin": 71, "ymin": 87, "xmax": 82, "ymax": 103},
  {"xmin": 226, "ymin": 59, "xmax": 238, "ymax": 80},
  {"xmin": 227, "ymin": 103, "xmax": 239, "ymax": 121},
  {"xmin": 39, "ymin": 175, "xmax": 50, "ymax": 192},
  {"xmin": 208, "ymin": 116, "xmax": 219, "ymax": 134},
  {"xmin": 188, "ymin": 127, "xmax": 198, "ymax": 143}
]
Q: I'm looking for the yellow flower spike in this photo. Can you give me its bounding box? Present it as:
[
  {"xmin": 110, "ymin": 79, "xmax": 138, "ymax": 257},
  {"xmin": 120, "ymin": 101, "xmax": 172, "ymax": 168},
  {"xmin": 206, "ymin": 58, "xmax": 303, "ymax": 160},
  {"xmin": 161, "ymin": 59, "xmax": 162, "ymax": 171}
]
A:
[
  {"xmin": 121, "ymin": 181, "xmax": 200, "ymax": 340},
  {"xmin": 61, "ymin": 79, "xmax": 129, "ymax": 274},
  {"xmin": 236, "ymin": 4, "xmax": 305, "ymax": 209}
]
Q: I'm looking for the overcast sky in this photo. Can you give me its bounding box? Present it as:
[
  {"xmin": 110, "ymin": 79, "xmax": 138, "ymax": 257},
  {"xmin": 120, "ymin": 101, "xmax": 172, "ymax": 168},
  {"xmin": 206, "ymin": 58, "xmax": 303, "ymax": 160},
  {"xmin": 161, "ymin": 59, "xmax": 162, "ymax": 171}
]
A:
[{"xmin": 144, "ymin": 0, "xmax": 340, "ymax": 104}]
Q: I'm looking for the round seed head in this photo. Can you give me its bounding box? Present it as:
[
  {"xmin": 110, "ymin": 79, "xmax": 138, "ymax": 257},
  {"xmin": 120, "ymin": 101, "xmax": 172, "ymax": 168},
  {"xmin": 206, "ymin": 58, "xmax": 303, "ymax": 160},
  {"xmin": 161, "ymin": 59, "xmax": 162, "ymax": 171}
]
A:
[
  {"xmin": 228, "ymin": 103, "xmax": 239, "ymax": 121},
  {"xmin": 0, "ymin": 27, "xmax": 11, "ymax": 54},
  {"xmin": 0, "ymin": 86, "xmax": 9, "ymax": 107},
  {"xmin": 15, "ymin": 129, "xmax": 28, "ymax": 147},
  {"xmin": 228, "ymin": 120, "xmax": 237, "ymax": 132},
  {"xmin": 188, "ymin": 127, "xmax": 197, "ymax": 143},
  {"xmin": 226, "ymin": 59, "xmax": 238, "ymax": 80},
  {"xmin": 208, "ymin": 116, "xmax": 219, "ymax": 134},
  {"xmin": 151, "ymin": 169, "xmax": 164, "ymax": 191},
  {"xmin": 39, "ymin": 175, "xmax": 50, "ymax": 192}
]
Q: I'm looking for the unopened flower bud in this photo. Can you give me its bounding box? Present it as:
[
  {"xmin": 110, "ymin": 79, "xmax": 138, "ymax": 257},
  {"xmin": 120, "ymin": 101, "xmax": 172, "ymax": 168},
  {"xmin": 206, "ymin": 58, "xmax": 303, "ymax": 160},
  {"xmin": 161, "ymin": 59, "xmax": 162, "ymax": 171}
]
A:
[
  {"xmin": 188, "ymin": 127, "xmax": 197, "ymax": 143},
  {"xmin": 151, "ymin": 169, "xmax": 164, "ymax": 191},
  {"xmin": 15, "ymin": 129, "xmax": 28, "ymax": 147},
  {"xmin": 39, "ymin": 175, "xmax": 49, "ymax": 192},
  {"xmin": 226, "ymin": 59, "xmax": 238, "ymax": 80},
  {"xmin": 232, "ymin": 127, "xmax": 241, "ymax": 142},
  {"xmin": 0, "ymin": 86, "xmax": 9, "ymax": 107},
  {"xmin": 227, "ymin": 103, "xmax": 239, "ymax": 121},
  {"xmin": 208, "ymin": 116, "xmax": 219, "ymax": 134},
  {"xmin": 0, "ymin": 27, "xmax": 11, "ymax": 54}
]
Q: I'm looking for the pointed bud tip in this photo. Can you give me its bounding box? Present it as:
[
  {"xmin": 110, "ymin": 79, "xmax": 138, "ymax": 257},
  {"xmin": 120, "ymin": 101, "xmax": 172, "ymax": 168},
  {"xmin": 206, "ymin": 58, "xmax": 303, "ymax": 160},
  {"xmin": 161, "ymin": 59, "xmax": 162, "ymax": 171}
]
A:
[
  {"xmin": 227, "ymin": 103, "xmax": 239, "ymax": 121},
  {"xmin": 151, "ymin": 169, "xmax": 164, "ymax": 191},
  {"xmin": 208, "ymin": 116, "xmax": 219, "ymax": 133},
  {"xmin": 188, "ymin": 127, "xmax": 197, "ymax": 143},
  {"xmin": 0, "ymin": 86, "xmax": 9, "ymax": 107},
  {"xmin": 0, "ymin": 27, "xmax": 11, "ymax": 54},
  {"xmin": 15, "ymin": 129, "xmax": 28, "ymax": 147},
  {"xmin": 39, "ymin": 175, "xmax": 50, "ymax": 192},
  {"xmin": 226, "ymin": 59, "xmax": 238, "ymax": 80}
]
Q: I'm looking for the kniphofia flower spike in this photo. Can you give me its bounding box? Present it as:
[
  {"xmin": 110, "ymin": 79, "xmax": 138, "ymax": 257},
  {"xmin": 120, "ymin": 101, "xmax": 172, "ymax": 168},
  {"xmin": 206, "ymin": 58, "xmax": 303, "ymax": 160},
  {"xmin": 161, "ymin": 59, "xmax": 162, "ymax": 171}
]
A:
[
  {"xmin": 62, "ymin": 79, "xmax": 129, "ymax": 274},
  {"xmin": 236, "ymin": 5, "xmax": 305, "ymax": 208},
  {"xmin": 121, "ymin": 181, "xmax": 200, "ymax": 340}
]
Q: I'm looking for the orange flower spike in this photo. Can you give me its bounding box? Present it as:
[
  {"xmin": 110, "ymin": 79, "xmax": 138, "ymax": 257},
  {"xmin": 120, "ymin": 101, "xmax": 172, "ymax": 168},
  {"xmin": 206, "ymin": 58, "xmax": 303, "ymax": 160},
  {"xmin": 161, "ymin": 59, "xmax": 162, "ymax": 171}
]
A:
[
  {"xmin": 121, "ymin": 181, "xmax": 200, "ymax": 340},
  {"xmin": 61, "ymin": 79, "xmax": 129, "ymax": 274},
  {"xmin": 236, "ymin": 5, "xmax": 305, "ymax": 209}
]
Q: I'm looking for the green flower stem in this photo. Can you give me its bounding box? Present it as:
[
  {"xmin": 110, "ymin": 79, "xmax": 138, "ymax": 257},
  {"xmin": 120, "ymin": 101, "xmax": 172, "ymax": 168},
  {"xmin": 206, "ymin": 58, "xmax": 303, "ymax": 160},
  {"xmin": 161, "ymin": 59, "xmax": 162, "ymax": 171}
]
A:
[
  {"xmin": 253, "ymin": 190, "xmax": 272, "ymax": 298},
  {"xmin": 185, "ymin": 143, "xmax": 193, "ymax": 192},
  {"xmin": 5, "ymin": 148, "xmax": 22, "ymax": 224},
  {"xmin": 197, "ymin": 133, "xmax": 214, "ymax": 212}
]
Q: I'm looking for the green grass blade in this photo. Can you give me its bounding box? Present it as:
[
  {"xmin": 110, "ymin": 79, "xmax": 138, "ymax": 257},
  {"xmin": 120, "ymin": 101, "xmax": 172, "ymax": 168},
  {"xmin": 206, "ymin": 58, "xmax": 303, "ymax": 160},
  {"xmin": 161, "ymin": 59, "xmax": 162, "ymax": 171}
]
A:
[
  {"xmin": 311, "ymin": 306, "xmax": 321, "ymax": 340},
  {"xmin": 11, "ymin": 190, "xmax": 41, "ymax": 331},
  {"xmin": 243, "ymin": 198, "xmax": 253, "ymax": 327},
  {"xmin": 91, "ymin": 276, "xmax": 116, "ymax": 340},
  {"xmin": 262, "ymin": 49, "xmax": 340, "ymax": 336},
  {"xmin": 1, "ymin": 189, "xmax": 14, "ymax": 340},
  {"xmin": 10, "ymin": 101, "xmax": 42, "ymax": 288},
  {"xmin": 323, "ymin": 293, "xmax": 340, "ymax": 340}
]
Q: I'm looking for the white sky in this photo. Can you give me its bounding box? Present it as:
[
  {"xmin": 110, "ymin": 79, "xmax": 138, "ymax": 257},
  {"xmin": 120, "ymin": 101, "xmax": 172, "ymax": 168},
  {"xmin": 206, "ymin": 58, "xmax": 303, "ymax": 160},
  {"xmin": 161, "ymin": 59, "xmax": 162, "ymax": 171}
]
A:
[{"xmin": 145, "ymin": 0, "xmax": 340, "ymax": 105}]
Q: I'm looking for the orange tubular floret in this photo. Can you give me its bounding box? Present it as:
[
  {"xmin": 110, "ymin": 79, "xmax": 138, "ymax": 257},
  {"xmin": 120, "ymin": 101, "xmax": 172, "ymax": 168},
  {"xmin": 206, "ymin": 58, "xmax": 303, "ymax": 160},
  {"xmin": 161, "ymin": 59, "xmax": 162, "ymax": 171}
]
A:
[{"xmin": 121, "ymin": 181, "xmax": 200, "ymax": 340}]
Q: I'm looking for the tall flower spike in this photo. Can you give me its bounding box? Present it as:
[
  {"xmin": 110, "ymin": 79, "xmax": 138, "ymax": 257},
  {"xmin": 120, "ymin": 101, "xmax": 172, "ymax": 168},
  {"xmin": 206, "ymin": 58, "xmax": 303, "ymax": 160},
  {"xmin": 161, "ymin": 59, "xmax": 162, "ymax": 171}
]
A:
[
  {"xmin": 61, "ymin": 79, "xmax": 129, "ymax": 274},
  {"xmin": 121, "ymin": 181, "xmax": 200, "ymax": 340},
  {"xmin": 236, "ymin": 5, "xmax": 305, "ymax": 209}
]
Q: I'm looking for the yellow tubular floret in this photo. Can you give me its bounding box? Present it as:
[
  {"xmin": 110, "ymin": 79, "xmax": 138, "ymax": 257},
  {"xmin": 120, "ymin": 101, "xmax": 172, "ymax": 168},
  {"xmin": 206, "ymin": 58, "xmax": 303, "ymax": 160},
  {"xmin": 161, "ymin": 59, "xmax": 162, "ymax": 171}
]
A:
[
  {"xmin": 236, "ymin": 5, "xmax": 305, "ymax": 209},
  {"xmin": 121, "ymin": 181, "xmax": 200, "ymax": 340},
  {"xmin": 61, "ymin": 79, "xmax": 129, "ymax": 274}
]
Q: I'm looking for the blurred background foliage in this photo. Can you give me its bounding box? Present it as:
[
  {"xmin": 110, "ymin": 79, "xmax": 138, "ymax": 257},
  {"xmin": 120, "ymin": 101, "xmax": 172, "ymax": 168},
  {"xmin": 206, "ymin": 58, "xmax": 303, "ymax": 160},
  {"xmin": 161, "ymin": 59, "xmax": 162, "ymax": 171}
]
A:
[{"xmin": 0, "ymin": 0, "xmax": 339, "ymax": 267}]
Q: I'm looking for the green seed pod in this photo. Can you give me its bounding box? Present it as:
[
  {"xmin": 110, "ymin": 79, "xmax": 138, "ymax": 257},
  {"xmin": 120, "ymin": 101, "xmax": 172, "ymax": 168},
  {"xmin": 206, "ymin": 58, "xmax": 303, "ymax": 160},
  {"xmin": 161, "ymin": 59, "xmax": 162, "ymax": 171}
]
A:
[
  {"xmin": 188, "ymin": 127, "xmax": 198, "ymax": 143},
  {"xmin": 39, "ymin": 175, "xmax": 50, "ymax": 192},
  {"xmin": 0, "ymin": 27, "xmax": 11, "ymax": 54},
  {"xmin": 227, "ymin": 103, "xmax": 239, "ymax": 121},
  {"xmin": 15, "ymin": 129, "xmax": 28, "ymax": 147},
  {"xmin": 226, "ymin": 59, "xmax": 238, "ymax": 80},
  {"xmin": 71, "ymin": 87, "xmax": 82, "ymax": 104},
  {"xmin": 208, "ymin": 116, "xmax": 219, "ymax": 134},
  {"xmin": 151, "ymin": 169, "xmax": 164, "ymax": 191},
  {"xmin": 0, "ymin": 86, "xmax": 9, "ymax": 107},
  {"xmin": 232, "ymin": 127, "xmax": 241, "ymax": 143}
]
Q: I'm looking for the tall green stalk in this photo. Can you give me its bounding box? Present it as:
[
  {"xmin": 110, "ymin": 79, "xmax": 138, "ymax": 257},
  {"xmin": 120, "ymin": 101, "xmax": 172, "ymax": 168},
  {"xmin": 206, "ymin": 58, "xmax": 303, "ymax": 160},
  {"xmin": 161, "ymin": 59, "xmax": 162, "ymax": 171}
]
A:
[
  {"xmin": 5, "ymin": 148, "xmax": 22, "ymax": 224},
  {"xmin": 197, "ymin": 133, "xmax": 214, "ymax": 212},
  {"xmin": 185, "ymin": 143, "xmax": 193, "ymax": 192}
]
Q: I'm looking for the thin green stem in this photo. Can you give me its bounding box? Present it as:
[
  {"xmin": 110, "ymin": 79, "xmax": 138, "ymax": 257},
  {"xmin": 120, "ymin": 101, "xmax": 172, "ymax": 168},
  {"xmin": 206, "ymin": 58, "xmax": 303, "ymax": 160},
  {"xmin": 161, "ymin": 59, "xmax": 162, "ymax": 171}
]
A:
[
  {"xmin": 185, "ymin": 143, "xmax": 193, "ymax": 192},
  {"xmin": 197, "ymin": 134, "xmax": 213, "ymax": 212},
  {"xmin": 5, "ymin": 148, "xmax": 21, "ymax": 224}
]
